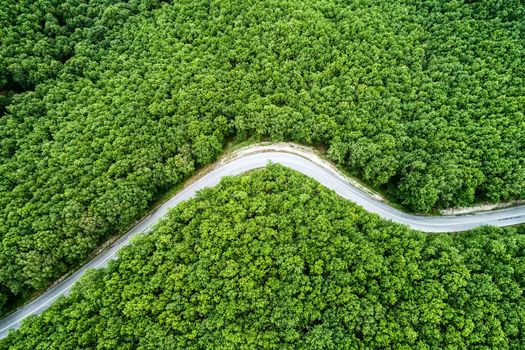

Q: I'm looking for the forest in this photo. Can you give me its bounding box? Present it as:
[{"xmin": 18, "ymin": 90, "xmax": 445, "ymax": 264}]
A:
[
  {"xmin": 2, "ymin": 166, "xmax": 525, "ymax": 349},
  {"xmin": 1, "ymin": 0, "xmax": 524, "ymax": 320}
]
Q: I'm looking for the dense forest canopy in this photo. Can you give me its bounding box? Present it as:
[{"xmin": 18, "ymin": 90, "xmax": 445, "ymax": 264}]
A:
[
  {"xmin": 2, "ymin": 166, "xmax": 525, "ymax": 349},
  {"xmin": 0, "ymin": 0, "xmax": 524, "ymax": 316}
]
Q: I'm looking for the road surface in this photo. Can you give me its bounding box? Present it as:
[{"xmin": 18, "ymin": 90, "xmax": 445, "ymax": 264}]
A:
[{"xmin": 2, "ymin": 144, "xmax": 525, "ymax": 339}]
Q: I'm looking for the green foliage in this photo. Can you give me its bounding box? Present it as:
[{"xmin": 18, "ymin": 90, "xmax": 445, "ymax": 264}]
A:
[
  {"xmin": 1, "ymin": 0, "xmax": 524, "ymax": 315},
  {"xmin": 0, "ymin": 0, "xmax": 165, "ymax": 91},
  {"xmin": 2, "ymin": 166, "xmax": 525, "ymax": 349}
]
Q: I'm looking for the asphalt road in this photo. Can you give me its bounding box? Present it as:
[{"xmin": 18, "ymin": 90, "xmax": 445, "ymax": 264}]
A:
[{"xmin": 2, "ymin": 146, "xmax": 525, "ymax": 339}]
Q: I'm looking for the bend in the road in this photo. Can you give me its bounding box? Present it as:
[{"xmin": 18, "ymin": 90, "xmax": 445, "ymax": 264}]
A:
[{"xmin": 1, "ymin": 144, "xmax": 525, "ymax": 339}]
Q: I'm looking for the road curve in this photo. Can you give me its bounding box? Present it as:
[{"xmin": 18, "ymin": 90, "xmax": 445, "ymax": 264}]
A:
[{"xmin": 2, "ymin": 144, "xmax": 525, "ymax": 339}]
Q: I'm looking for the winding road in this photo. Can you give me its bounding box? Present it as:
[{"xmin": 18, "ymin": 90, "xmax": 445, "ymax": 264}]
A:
[{"xmin": 1, "ymin": 143, "xmax": 525, "ymax": 339}]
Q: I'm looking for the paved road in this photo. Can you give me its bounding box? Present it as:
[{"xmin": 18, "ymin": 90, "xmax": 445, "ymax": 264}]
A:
[{"xmin": 2, "ymin": 146, "xmax": 525, "ymax": 339}]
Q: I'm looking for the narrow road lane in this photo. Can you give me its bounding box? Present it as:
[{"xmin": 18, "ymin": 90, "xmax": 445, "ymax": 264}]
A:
[{"xmin": 1, "ymin": 145, "xmax": 525, "ymax": 339}]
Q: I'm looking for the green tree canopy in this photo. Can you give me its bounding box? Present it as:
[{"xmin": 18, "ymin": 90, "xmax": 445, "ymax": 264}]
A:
[{"xmin": 0, "ymin": 0, "xmax": 524, "ymax": 314}]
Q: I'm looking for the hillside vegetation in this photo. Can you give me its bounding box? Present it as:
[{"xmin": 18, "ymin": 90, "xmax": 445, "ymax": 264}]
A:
[
  {"xmin": 1, "ymin": 0, "xmax": 524, "ymax": 312},
  {"xmin": 2, "ymin": 166, "xmax": 525, "ymax": 349}
]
